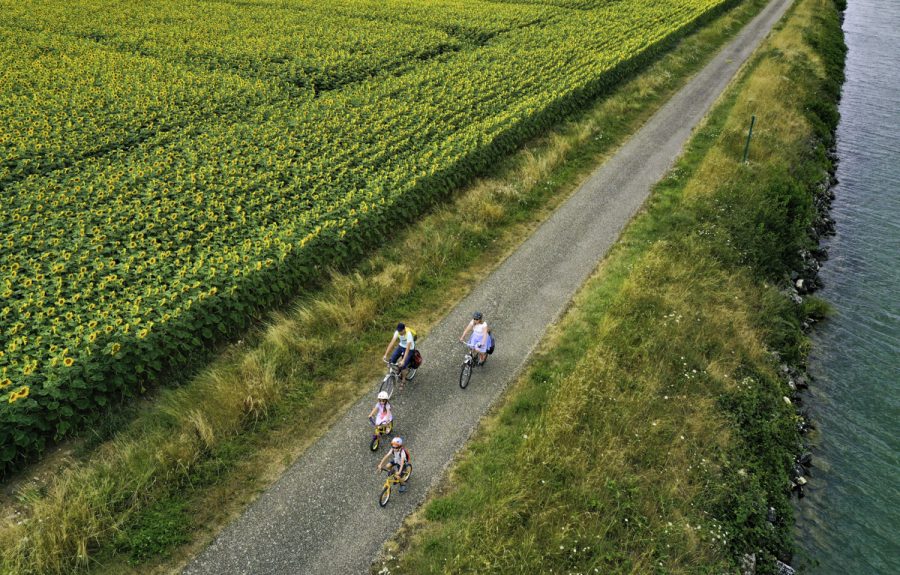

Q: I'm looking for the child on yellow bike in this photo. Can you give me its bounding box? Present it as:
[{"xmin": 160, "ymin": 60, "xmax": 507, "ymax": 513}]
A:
[
  {"xmin": 376, "ymin": 437, "xmax": 411, "ymax": 492},
  {"xmin": 368, "ymin": 391, "xmax": 393, "ymax": 428}
]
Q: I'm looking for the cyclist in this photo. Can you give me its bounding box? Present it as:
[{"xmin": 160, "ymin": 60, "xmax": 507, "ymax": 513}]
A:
[
  {"xmin": 459, "ymin": 311, "xmax": 491, "ymax": 366},
  {"xmin": 383, "ymin": 322, "xmax": 416, "ymax": 388},
  {"xmin": 368, "ymin": 391, "xmax": 394, "ymax": 428},
  {"xmin": 377, "ymin": 437, "xmax": 411, "ymax": 492}
]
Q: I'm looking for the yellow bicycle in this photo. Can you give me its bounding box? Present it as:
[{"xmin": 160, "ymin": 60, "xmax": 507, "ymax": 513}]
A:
[
  {"xmin": 369, "ymin": 419, "xmax": 393, "ymax": 451},
  {"xmin": 378, "ymin": 463, "xmax": 412, "ymax": 507}
]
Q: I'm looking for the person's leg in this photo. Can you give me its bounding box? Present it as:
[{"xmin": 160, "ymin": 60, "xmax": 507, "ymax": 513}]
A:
[
  {"xmin": 398, "ymin": 350, "xmax": 413, "ymax": 387},
  {"xmin": 389, "ymin": 347, "xmax": 403, "ymax": 364},
  {"xmin": 473, "ymin": 333, "xmax": 486, "ymax": 365},
  {"xmin": 398, "ymin": 464, "xmax": 409, "ymax": 492}
]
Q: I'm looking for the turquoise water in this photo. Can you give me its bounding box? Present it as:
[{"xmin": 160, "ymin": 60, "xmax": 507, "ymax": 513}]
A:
[{"xmin": 793, "ymin": 0, "xmax": 900, "ymax": 572}]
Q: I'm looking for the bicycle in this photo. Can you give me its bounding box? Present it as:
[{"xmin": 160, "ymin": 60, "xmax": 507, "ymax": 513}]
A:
[
  {"xmin": 458, "ymin": 342, "xmax": 483, "ymax": 389},
  {"xmin": 369, "ymin": 418, "xmax": 393, "ymax": 451},
  {"xmin": 378, "ymin": 463, "xmax": 413, "ymax": 507},
  {"xmin": 380, "ymin": 358, "xmax": 417, "ymax": 397}
]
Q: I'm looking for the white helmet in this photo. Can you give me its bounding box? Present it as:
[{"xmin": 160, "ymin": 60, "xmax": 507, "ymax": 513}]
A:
[
  {"xmin": 391, "ymin": 437, "xmax": 403, "ymax": 447},
  {"xmin": 377, "ymin": 391, "xmax": 390, "ymax": 400}
]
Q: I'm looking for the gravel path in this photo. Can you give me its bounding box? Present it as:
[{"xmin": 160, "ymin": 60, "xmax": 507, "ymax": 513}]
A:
[{"xmin": 183, "ymin": 1, "xmax": 792, "ymax": 572}]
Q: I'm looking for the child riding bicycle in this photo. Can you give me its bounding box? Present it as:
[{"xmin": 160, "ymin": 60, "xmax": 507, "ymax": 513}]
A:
[
  {"xmin": 367, "ymin": 391, "xmax": 394, "ymax": 450},
  {"xmin": 376, "ymin": 437, "xmax": 411, "ymax": 492},
  {"xmin": 369, "ymin": 391, "xmax": 393, "ymax": 429}
]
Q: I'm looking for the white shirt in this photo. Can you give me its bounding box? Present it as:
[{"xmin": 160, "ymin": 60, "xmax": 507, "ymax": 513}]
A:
[
  {"xmin": 391, "ymin": 447, "xmax": 408, "ymax": 466},
  {"xmin": 393, "ymin": 330, "xmax": 415, "ymax": 350}
]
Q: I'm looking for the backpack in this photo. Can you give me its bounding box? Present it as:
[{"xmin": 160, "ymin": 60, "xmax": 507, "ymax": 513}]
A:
[
  {"xmin": 412, "ymin": 349, "xmax": 424, "ymax": 368},
  {"xmin": 487, "ymin": 332, "xmax": 495, "ymax": 355}
]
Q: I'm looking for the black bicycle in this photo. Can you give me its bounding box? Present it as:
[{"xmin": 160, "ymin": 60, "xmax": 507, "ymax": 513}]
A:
[
  {"xmin": 458, "ymin": 342, "xmax": 481, "ymax": 389},
  {"xmin": 380, "ymin": 358, "xmax": 417, "ymax": 397}
]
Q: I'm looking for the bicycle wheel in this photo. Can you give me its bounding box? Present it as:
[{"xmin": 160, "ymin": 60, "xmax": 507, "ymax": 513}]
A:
[
  {"xmin": 379, "ymin": 484, "xmax": 391, "ymax": 507},
  {"xmin": 406, "ymin": 367, "xmax": 417, "ymax": 381},
  {"xmin": 459, "ymin": 361, "xmax": 472, "ymax": 389},
  {"xmin": 400, "ymin": 463, "xmax": 413, "ymax": 482},
  {"xmin": 379, "ymin": 374, "xmax": 395, "ymax": 397},
  {"xmin": 370, "ymin": 434, "xmax": 380, "ymax": 452}
]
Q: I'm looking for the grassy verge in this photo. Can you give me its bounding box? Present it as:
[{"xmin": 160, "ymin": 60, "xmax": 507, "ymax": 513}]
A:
[
  {"xmin": 0, "ymin": 1, "xmax": 774, "ymax": 573},
  {"xmin": 378, "ymin": 0, "xmax": 846, "ymax": 573}
]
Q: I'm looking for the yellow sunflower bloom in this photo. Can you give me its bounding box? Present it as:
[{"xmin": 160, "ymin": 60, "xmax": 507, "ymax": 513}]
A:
[{"xmin": 8, "ymin": 386, "xmax": 30, "ymax": 403}]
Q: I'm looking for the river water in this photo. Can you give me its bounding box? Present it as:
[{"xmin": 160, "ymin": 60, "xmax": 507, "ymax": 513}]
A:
[{"xmin": 793, "ymin": 0, "xmax": 900, "ymax": 572}]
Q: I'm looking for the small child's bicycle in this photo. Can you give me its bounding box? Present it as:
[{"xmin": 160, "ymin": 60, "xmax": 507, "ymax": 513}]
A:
[
  {"xmin": 369, "ymin": 418, "xmax": 393, "ymax": 451},
  {"xmin": 378, "ymin": 463, "xmax": 413, "ymax": 507}
]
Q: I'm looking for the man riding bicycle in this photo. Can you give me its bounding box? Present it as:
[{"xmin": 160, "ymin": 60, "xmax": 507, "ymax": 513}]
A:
[
  {"xmin": 377, "ymin": 437, "xmax": 410, "ymax": 492},
  {"xmin": 383, "ymin": 322, "xmax": 416, "ymax": 389}
]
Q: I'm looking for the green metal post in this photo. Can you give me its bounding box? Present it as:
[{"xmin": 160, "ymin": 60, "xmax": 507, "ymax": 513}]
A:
[{"xmin": 742, "ymin": 115, "xmax": 756, "ymax": 163}]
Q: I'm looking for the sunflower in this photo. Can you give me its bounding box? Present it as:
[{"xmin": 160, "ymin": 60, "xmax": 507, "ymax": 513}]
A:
[{"xmin": 8, "ymin": 386, "xmax": 29, "ymax": 403}]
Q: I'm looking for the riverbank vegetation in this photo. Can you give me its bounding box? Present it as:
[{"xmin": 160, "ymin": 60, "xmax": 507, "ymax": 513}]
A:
[
  {"xmin": 379, "ymin": 0, "xmax": 846, "ymax": 572},
  {"xmin": 0, "ymin": 0, "xmax": 775, "ymax": 572}
]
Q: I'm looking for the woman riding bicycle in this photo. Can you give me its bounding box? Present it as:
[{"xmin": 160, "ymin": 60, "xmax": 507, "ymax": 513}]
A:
[
  {"xmin": 383, "ymin": 322, "xmax": 416, "ymax": 389},
  {"xmin": 368, "ymin": 391, "xmax": 394, "ymax": 427},
  {"xmin": 377, "ymin": 437, "xmax": 410, "ymax": 492},
  {"xmin": 459, "ymin": 311, "xmax": 491, "ymax": 366}
]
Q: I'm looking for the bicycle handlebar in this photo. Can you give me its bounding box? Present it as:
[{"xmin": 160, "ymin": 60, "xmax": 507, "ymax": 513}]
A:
[{"xmin": 460, "ymin": 341, "xmax": 481, "ymax": 354}]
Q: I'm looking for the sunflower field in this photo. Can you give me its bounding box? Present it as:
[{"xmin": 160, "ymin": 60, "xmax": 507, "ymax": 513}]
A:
[{"xmin": 0, "ymin": 0, "xmax": 734, "ymax": 473}]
